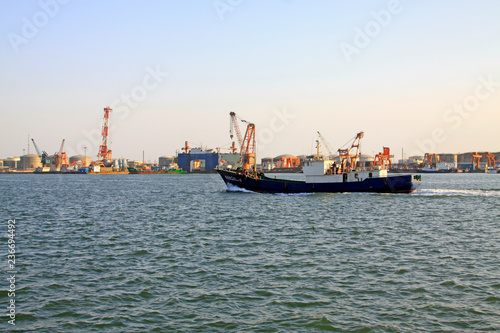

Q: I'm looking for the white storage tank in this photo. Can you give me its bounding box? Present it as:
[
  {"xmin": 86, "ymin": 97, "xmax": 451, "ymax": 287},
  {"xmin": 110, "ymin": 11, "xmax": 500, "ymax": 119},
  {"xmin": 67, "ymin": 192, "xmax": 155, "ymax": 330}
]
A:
[
  {"xmin": 20, "ymin": 154, "xmax": 42, "ymax": 170},
  {"xmin": 159, "ymin": 156, "xmax": 175, "ymax": 167}
]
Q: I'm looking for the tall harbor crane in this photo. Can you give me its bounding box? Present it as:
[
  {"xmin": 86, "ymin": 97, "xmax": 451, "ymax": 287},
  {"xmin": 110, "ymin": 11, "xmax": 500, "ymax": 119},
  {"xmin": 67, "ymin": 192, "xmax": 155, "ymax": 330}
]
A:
[
  {"xmin": 98, "ymin": 106, "xmax": 113, "ymax": 161},
  {"xmin": 31, "ymin": 138, "xmax": 49, "ymax": 166},
  {"xmin": 229, "ymin": 112, "xmax": 256, "ymax": 173},
  {"xmin": 53, "ymin": 139, "xmax": 69, "ymax": 171}
]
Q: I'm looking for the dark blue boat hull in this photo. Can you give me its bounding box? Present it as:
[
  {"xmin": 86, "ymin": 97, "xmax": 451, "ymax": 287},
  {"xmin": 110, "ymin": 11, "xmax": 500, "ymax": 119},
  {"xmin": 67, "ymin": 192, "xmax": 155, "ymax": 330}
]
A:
[{"xmin": 217, "ymin": 169, "xmax": 420, "ymax": 194}]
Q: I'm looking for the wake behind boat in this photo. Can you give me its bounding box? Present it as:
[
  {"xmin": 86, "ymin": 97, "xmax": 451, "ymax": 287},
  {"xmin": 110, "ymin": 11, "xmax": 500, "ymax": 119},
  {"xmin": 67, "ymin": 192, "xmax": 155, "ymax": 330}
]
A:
[{"xmin": 218, "ymin": 113, "xmax": 421, "ymax": 194}]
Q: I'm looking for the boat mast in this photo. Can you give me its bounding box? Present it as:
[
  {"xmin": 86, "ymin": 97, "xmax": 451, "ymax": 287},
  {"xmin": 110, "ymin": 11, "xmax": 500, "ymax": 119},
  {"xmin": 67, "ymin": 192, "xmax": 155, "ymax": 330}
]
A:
[{"xmin": 315, "ymin": 140, "xmax": 322, "ymax": 160}]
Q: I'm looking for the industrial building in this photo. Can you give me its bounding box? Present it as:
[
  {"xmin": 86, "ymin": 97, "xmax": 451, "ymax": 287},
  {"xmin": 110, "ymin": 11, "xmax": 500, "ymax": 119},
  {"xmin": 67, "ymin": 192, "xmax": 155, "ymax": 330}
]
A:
[
  {"xmin": 1, "ymin": 157, "xmax": 20, "ymax": 171},
  {"xmin": 177, "ymin": 141, "xmax": 241, "ymax": 173},
  {"xmin": 260, "ymin": 154, "xmax": 302, "ymax": 172},
  {"xmin": 455, "ymin": 152, "xmax": 500, "ymax": 170},
  {"xmin": 69, "ymin": 155, "xmax": 91, "ymax": 167},
  {"xmin": 429, "ymin": 152, "xmax": 500, "ymax": 170},
  {"xmin": 220, "ymin": 153, "xmax": 241, "ymax": 169},
  {"xmin": 394, "ymin": 152, "xmax": 500, "ymax": 171},
  {"xmin": 158, "ymin": 156, "xmax": 176, "ymax": 168},
  {"xmin": 261, "ymin": 157, "xmax": 274, "ymax": 171}
]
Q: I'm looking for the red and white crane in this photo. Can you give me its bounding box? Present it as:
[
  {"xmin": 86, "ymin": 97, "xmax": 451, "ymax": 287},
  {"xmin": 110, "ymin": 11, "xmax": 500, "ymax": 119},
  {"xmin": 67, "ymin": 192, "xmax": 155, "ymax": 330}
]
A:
[{"xmin": 98, "ymin": 106, "xmax": 113, "ymax": 161}]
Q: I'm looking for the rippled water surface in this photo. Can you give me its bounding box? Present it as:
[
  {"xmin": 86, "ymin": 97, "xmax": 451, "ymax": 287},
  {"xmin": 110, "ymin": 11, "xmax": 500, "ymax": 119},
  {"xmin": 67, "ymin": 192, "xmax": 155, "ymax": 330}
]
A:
[{"xmin": 2, "ymin": 173, "xmax": 499, "ymax": 332}]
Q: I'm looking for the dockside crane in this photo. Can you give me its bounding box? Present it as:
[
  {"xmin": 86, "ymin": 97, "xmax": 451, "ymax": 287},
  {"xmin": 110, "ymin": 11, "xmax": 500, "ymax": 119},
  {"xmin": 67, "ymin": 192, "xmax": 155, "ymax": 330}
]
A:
[
  {"xmin": 485, "ymin": 152, "xmax": 496, "ymax": 168},
  {"xmin": 53, "ymin": 139, "xmax": 69, "ymax": 171},
  {"xmin": 373, "ymin": 147, "xmax": 394, "ymax": 169},
  {"xmin": 98, "ymin": 106, "xmax": 113, "ymax": 162},
  {"xmin": 31, "ymin": 138, "xmax": 49, "ymax": 166},
  {"xmin": 337, "ymin": 131, "xmax": 364, "ymax": 172},
  {"xmin": 229, "ymin": 112, "xmax": 256, "ymax": 173},
  {"xmin": 471, "ymin": 152, "xmax": 482, "ymax": 170}
]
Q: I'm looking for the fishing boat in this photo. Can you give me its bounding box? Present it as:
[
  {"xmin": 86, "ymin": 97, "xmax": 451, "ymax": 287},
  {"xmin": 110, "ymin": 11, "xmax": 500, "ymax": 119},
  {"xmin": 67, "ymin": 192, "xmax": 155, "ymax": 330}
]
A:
[
  {"xmin": 217, "ymin": 167, "xmax": 421, "ymax": 194},
  {"xmin": 217, "ymin": 116, "xmax": 421, "ymax": 194}
]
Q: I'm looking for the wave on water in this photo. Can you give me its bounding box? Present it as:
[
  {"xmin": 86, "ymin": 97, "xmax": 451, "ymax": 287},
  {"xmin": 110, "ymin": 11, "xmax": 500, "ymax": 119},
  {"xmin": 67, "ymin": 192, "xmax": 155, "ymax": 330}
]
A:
[
  {"xmin": 225, "ymin": 184, "xmax": 313, "ymax": 196},
  {"xmin": 414, "ymin": 188, "xmax": 500, "ymax": 197},
  {"xmin": 225, "ymin": 184, "xmax": 255, "ymax": 193},
  {"xmin": 273, "ymin": 192, "xmax": 315, "ymax": 196},
  {"xmin": 226, "ymin": 184, "xmax": 500, "ymax": 197}
]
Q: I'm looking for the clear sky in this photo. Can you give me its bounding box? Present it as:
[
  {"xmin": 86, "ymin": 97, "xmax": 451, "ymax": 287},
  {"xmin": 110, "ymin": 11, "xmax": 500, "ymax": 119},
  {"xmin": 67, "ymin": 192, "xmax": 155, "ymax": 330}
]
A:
[{"xmin": 1, "ymin": 0, "xmax": 499, "ymax": 161}]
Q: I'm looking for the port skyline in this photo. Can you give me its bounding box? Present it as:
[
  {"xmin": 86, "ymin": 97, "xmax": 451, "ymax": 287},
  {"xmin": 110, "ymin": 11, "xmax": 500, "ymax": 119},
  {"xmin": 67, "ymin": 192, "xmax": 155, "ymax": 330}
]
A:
[{"xmin": 2, "ymin": 134, "xmax": 498, "ymax": 171}]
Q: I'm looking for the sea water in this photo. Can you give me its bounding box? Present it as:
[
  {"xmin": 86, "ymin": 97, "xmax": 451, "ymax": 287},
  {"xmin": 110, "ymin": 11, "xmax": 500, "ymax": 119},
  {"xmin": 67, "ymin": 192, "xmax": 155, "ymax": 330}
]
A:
[{"xmin": 1, "ymin": 173, "xmax": 499, "ymax": 332}]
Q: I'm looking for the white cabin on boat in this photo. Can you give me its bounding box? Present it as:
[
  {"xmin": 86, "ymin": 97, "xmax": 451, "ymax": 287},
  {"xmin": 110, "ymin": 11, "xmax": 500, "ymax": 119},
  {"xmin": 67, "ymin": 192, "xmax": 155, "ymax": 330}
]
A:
[{"xmin": 302, "ymin": 158, "xmax": 387, "ymax": 183}]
